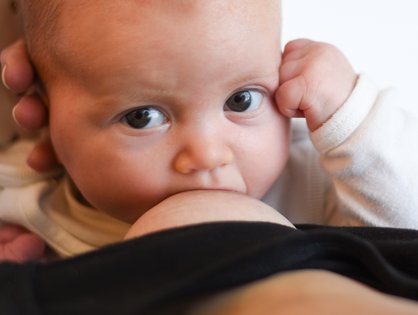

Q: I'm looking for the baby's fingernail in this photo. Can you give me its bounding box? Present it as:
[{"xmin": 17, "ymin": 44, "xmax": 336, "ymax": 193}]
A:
[{"xmin": 1, "ymin": 65, "xmax": 11, "ymax": 90}]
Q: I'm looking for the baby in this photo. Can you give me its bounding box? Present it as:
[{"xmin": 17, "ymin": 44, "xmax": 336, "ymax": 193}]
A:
[{"xmin": 1, "ymin": 0, "xmax": 418, "ymax": 260}]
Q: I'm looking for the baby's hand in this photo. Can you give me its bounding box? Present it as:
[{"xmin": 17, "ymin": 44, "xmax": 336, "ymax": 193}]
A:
[
  {"xmin": 0, "ymin": 224, "xmax": 46, "ymax": 263},
  {"xmin": 1, "ymin": 39, "xmax": 57, "ymax": 172},
  {"xmin": 276, "ymin": 39, "xmax": 357, "ymax": 131}
]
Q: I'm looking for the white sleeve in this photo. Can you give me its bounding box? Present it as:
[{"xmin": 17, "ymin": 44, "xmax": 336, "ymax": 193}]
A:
[
  {"xmin": 311, "ymin": 74, "xmax": 418, "ymax": 228},
  {"xmin": 0, "ymin": 140, "xmax": 62, "ymax": 226}
]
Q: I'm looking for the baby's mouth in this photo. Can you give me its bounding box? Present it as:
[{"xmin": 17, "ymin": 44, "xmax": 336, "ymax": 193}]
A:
[
  {"xmin": 170, "ymin": 167, "xmax": 248, "ymax": 199},
  {"xmin": 172, "ymin": 187, "xmax": 244, "ymax": 198}
]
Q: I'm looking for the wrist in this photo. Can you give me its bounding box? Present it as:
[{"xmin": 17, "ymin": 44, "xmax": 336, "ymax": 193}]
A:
[
  {"xmin": 310, "ymin": 74, "xmax": 379, "ymax": 153},
  {"xmin": 306, "ymin": 74, "xmax": 358, "ymax": 131}
]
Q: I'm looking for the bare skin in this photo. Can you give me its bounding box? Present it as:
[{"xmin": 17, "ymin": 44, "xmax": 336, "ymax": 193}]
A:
[
  {"xmin": 0, "ymin": 224, "xmax": 45, "ymax": 262},
  {"xmin": 0, "ymin": 1, "xmax": 356, "ymax": 261},
  {"xmin": 125, "ymin": 190, "xmax": 294, "ymax": 239},
  {"xmin": 190, "ymin": 270, "xmax": 418, "ymax": 315},
  {"xmin": 124, "ymin": 191, "xmax": 418, "ymax": 315}
]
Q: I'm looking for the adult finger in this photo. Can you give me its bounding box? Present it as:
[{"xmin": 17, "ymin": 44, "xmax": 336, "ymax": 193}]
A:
[
  {"xmin": 7, "ymin": 232, "xmax": 46, "ymax": 262},
  {"xmin": 13, "ymin": 94, "xmax": 48, "ymax": 130},
  {"xmin": 27, "ymin": 134, "xmax": 60, "ymax": 172},
  {"xmin": 0, "ymin": 225, "xmax": 46, "ymax": 263},
  {"xmin": 0, "ymin": 39, "xmax": 34, "ymax": 93}
]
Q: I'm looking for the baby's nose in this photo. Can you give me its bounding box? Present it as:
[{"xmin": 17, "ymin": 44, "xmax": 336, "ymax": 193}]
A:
[{"xmin": 173, "ymin": 132, "xmax": 234, "ymax": 174}]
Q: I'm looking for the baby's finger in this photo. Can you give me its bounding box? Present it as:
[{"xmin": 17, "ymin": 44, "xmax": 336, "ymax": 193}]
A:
[
  {"xmin": 282, "ymin": 39, "xmax": 313, "ymax": 60},
  {"xmin": 13, "ymin": 94, "xmax": 48, "ymax": 130},
  {"xmin": 275, "ymin": 76, "xmax": 307, "ymax": 118},
  {"xmin": 279, "ymin": 59, "xmax": 303, "ymax": 85},
  {"xmin": 0, "ymin": 39, "xmax": 34, "ymax": 93}
]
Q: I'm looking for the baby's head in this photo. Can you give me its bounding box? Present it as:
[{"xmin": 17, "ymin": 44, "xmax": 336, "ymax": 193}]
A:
[{"xmin": 18, "ymin": 0, "xmax": 290, "ymax": 223}]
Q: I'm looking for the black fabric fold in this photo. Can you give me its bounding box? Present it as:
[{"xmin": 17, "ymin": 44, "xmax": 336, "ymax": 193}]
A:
[{"xmin": 1, "ymin": 222, "xmax": 418, "ymax": 315}]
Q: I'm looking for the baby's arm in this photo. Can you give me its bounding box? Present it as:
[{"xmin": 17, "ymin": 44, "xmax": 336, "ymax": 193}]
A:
[
  {"xmin": 276, "ymin": 39, "xmax": 357, "ymax": 130},
  {"xmin": 277, "ymin": 39, "xmax": 418, "ymax": 228}
]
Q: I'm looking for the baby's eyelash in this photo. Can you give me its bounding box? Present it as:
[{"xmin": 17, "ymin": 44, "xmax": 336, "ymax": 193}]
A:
[
  {"xmin": 224, "ymin": 89, "xmax": 264, "ymax": 113},
  {"xmin": 121, "ymin": 107, "xmax": 168, "ymax": 129}
]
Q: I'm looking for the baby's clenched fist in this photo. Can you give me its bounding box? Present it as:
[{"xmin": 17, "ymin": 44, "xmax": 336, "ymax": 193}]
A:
[{"xmin": 276, "ymin": 39, "xmax": 357, "ymax": 131}]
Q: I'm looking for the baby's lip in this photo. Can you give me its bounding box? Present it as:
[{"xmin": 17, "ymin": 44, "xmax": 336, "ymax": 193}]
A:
[
  {"xmin": 173, "ymin": 187, "xmax": 246, "ymax": 197},
  {"xmin": 198, "ymin": 188, "xmax": 244, "ymax": 195},
  {"xmin": 171, "ymin": 172, "xmax": 247, "ymax": 197}
]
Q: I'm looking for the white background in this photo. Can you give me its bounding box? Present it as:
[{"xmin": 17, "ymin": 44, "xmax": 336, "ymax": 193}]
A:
[{"xmin": 282, "ymin": 0, "xmax": 418, "ymax": 113}]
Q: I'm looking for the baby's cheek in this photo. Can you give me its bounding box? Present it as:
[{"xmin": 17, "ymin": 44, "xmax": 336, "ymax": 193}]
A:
[
  {"xmin": 250, "ymin": 124, "xmax": 290, "ymax": 198},
  {"xmin": 242, "ymin": 154, "xmax": 284, "ymax": 199},
  {"xmin": 79, "ymin": 169, "xmax": 169, "ymax": 223},
  {"xmin": 253, "ymin": 163, "xmax": 283, "ymax": 198}
]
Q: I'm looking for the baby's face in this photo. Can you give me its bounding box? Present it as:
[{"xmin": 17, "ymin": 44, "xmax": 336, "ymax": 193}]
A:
[{"xmin": 46, "ymin": 0, "xmax": 289, "ymax": 223}]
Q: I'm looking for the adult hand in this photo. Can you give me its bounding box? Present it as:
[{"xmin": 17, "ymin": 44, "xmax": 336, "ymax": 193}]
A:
[
  {"xmin": 1, "ymin": 39, "xmax": 58, "ymax": 172},
  {"xmin": 0, "ymin": 224, "xmax": 46, "ymax": 263},
  {"xmin": 276, "ymin": 39, "xmax": 357, "ymax": 131}
]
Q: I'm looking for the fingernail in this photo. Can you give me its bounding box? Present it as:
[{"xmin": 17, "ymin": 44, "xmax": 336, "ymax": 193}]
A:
[
  {"xmin": 12, "ymin": 105, "xmax": 23, "ymax": 128},
  {"xmin": 1, "ymin": 64, "xmax": 11, "ymax": 90}
]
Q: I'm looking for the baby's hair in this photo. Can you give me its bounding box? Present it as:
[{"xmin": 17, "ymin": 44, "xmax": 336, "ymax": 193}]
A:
[{"xmin": 14, "ymin": 0, "xmax": 63, "ymax": 82}]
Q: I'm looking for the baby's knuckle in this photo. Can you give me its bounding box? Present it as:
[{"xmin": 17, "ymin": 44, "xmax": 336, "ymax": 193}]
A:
[
  {"xmin": 279, "ymin": 62, "xmax": 293, "ymax": 78},
  {"xmin": 313, "ymin": 42, "xmax": 339, "ymax": 59}
]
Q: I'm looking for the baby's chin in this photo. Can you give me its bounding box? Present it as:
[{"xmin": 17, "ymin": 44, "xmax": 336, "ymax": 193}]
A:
[{"xmin": 124, "ymin": 190, "xmax": 294, "ymax": 240}]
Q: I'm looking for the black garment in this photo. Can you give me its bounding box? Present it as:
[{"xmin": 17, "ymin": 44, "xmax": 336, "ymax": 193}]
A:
[{"xmin": 1, "ymin": 222, "xmax": 418, "ymax": 315}]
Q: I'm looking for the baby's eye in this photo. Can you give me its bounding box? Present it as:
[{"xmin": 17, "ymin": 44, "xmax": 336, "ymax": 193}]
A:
[
  {"xmin": 225, "ymin": 90, "xmax": 263, "ymax": 112},
  {"xmin": 122, "ymin": 107, "xmax": 168, "ymax": 129}
]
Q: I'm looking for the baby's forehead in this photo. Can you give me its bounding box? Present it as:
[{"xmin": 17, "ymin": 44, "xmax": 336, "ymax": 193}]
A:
[
  {"xmin": 29, "ymin": 0, "xmax": 282, "ymax": 88},
  {"xmin": 56, "ymin": 0, "xmax": 281, "ymax": 25},
  {"xmin": 55, "ymin": 1, "xmax": 281, "ymax": 52}
]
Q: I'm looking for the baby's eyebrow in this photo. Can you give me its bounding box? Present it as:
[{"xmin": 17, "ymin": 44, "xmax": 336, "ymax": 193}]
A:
[
  {"xmin": 135, "ymin": 88, "xmax": 176, "ymax": 100},
  {"xmin": 228, "ymin": 70, "xmax": 279, "ymax": 87},
  {"xmin": 93, "ymin": 87, "xmax": 177, "ymax": 113}
]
